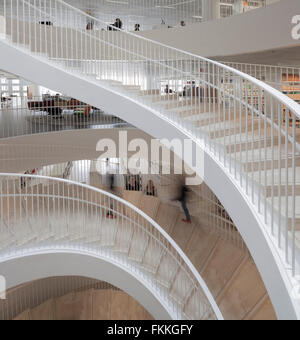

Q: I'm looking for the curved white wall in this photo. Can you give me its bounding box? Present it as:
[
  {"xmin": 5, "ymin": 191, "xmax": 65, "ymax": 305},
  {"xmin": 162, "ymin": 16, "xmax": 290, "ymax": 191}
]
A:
[{"xmin": 0, "ymin": 39, "xmax": 299, "ymax": 319}]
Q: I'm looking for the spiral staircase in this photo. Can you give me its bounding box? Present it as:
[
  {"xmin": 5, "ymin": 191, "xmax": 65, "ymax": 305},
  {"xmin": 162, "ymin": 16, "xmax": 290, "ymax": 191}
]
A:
[
  {"xmin": 0, "ymin": 0, "xmax": 300, "ymax": 319},
  {"xmin": 13, "ymin": 288, "xmax": 153, "ymax": 320},
  {"xmin": 0, "ymin": 172, "xmax": 223, "ymax": 320},
  {"xmin": 2, "ymin": 277, "xmax": 154, "ymax": 320}
]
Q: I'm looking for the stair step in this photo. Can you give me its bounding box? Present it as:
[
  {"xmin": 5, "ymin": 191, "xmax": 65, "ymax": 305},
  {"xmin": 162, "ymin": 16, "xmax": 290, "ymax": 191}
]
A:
[
  {"xmin": 236, "ymin": 145, "xmax": 295, "ymax": 164},
  {"xmin": 197, "ymin": 116, "xmax": 260, "ymax": 131},
  {"xmin": 245, "ymin": 156, "xmax": 300, "ymax": 172},
  {"xmin": 265, "ymin": 184, "xmax": 300, "ymax": 197},
  {"xmin": 252, "ymin": 166, "xmax": 300, "ymax": 187},
  {"xmin": 269, "ymin": 196, "xmax": 300, "ymax": 228},
  {"xmin": 155, "ymin": 253, "xmax": 179, "ymax": 288}
]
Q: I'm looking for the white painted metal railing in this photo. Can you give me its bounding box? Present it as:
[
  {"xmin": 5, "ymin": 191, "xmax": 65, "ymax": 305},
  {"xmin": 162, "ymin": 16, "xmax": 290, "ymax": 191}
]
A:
[
  {"xmin": 0, "ymin": 276, "xmax": 118, "ymax": 320},
  {"xmin": 0, "ymin": 0, "xmax": 300, "ymax": 290},
  {"xmin": 0, "ymin": 95, "xmax": 128, "ymax": 138},
  {"xmin": 222, "ymin": 62, "xmax": 300, "ymax": 105},
  {"xmin": 0, "ymin": 141, "xmax": 247, "ymax": 251},
  {"xmin": 0, "ymin": 0, "xmax": 268, "ymax": 33},
  {"xmin": 0, "ymin": 173, "xmax": 222, "ymax": 320}
]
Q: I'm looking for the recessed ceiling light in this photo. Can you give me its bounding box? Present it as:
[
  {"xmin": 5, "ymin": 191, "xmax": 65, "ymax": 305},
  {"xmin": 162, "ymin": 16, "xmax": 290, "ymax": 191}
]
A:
[
  {"xmin": 105, "ymin": 0, "xmax": 129, "ymax": 5},
  {"xmin": 155, "ymin": 5, "xmax": 176, "ymax": 9}
]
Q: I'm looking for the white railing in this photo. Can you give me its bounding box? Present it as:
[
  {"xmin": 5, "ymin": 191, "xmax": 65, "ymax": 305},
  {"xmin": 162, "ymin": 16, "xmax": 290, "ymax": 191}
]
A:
[
  {"xmin": 0, "ymin": 276, "xmax": 118, "ymax": 320},
  {"xmin": 35, "ymin": 158, "xmax": 247, "ymax": 250},
  {"xmin": 1, "ymin": 0, "xmax": 268, "ymax": 32},
  {"xmin": 0, "ymin": 173, "xmax": 222, "ymax": 320},
  {"xmin": 222, "ymin": 62, "xmax": 300, "ymax": 105},
  {"xmin": 0, "ymin": 95, "xmax": 128, "ymax": 138},
  {"xmin": 0, "ymin": 140, "xmax": 247, "ymax": 251},
  {"xmin": 1, "ymin": 0, "xmax": 300, "ymax": 288}
]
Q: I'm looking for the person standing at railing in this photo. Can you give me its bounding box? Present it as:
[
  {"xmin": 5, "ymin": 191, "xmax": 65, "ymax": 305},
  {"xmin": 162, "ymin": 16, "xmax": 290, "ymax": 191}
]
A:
[
  {"xmin": 86, "ymin": 10, "xmax": 94, "ymax": 30},
  {"xmin": 134, "ymin": 24, "xmax": 141, "ymax": 32},
  {"xmin": 113, "ymin": 18, "xmax": 123, "ymax": 30},
  {"xmin": 145, "ymin": 180, "xmax": 156, "ymax": 196},
  {"xmin": 164, "ymin": 85, "xmax": 173, "ymax": 94},
  {"xmin": 86, "ymin": 21, "xmax": 94, "ymax": 30}
]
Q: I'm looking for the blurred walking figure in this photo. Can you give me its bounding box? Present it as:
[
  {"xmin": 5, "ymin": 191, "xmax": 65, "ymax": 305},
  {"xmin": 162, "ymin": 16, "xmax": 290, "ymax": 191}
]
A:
[
  {"xmin": 105, "ymin": 160, "xmax": 117, "ymax": 219},
  {"xmin": 134, "ymin": 24, "xmax": 140, "ymax": 31},
  {"xmin": 173, "ymin": 178, "xmax": 191, "ymax": 223}
]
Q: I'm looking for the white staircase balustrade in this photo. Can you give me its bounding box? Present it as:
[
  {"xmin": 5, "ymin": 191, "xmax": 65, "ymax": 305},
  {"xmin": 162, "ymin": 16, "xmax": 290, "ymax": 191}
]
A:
[
  {"xmin": 0, "ymin": 173, "xmax": 222, "ymax": 320},
  {"xmin": 0, "ymin": 276, "xmax": 123, "ymax": 320},
  {"xmin": 221, "ymin": 62, "xmax": 300, "ymax": 105},
  {"xmin": 0, "ymin": 143, "xmax": 249, "ymax": 252},
  {"xmin": 0, "ymin": 95, "xmax": 128, "ymax": 139}
]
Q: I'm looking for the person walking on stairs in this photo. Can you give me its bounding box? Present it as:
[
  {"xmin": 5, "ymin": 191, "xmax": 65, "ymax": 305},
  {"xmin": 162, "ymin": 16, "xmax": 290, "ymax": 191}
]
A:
[
  {"xmin": 172, "ymin": 179, "xmax": 192, "ymax": 224},
  {"xmin": 179, "ymin": 184, "xmax": 192, "ymax": 223}
]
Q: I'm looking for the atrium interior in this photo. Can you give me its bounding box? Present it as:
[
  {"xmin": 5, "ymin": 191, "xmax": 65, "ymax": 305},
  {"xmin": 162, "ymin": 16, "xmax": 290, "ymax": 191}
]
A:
[{"xmin": 0, "ymin": 0, "xmax": 299, "ymax": 321}]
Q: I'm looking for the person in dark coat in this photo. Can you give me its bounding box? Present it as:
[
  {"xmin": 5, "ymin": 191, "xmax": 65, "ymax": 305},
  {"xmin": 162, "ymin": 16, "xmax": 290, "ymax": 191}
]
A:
[
  {"xmin": 173, "ymin": 181, "xmax": 191, "ymax": 224},
  {"xmin": 114, "ymin": 18, "xmax": 123, "ymax": 30}
]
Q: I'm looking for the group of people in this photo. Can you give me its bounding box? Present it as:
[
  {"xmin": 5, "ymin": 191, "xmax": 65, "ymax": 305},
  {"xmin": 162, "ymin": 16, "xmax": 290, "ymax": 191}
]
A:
[
  {"xmin": 164, "ymin": 81, "xmax": 205, "ymax": 99},
  {"xmin": 86, "ymin": 17, "xmax": 187, "ymax": 32},
  {"xmin": 20, "ymin": 168, "xmax": 38, "ymax": 189},
  {"xmin": 107, "ymin": 171, "xmax": 192, "ymax": 224},
  {"xmin": 86, "ymin": 18, "xmax": 124, "ymax": 31},
  {"xmin": 126, "ymin": 176, "xmax": 157, "ymax": 197}
]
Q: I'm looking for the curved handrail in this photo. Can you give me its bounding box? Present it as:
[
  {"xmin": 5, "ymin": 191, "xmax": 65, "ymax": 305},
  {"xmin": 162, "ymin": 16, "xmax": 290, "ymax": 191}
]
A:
[
  {"xmin": 0, "ymin": 141, "xmax": 247, "ymax": 251},
  {"xmin": 0, "ymin": 277, "xmax": 118, "ymax": 320},
  {"xmin": 18, "ymin": 0, "xmax": 300, "ymax": 117},
  {"xmin": 0, "ymin": 173, "xmax": 223, "ymax": 320}
]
